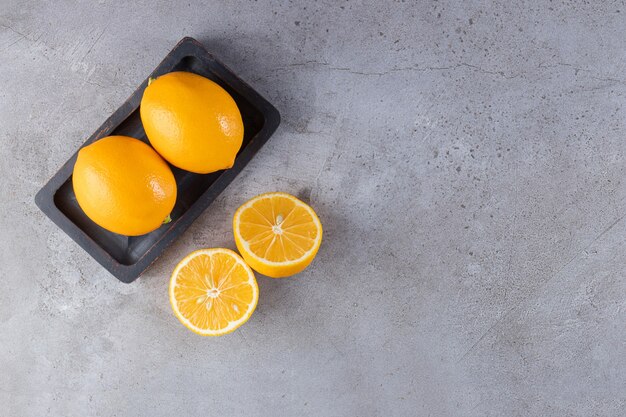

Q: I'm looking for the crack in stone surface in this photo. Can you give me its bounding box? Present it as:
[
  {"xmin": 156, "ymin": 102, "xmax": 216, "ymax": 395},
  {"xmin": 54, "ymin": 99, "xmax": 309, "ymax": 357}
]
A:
[{"xmin": 267, "ymin": 60, "xmax": 626, "ymax": 85}]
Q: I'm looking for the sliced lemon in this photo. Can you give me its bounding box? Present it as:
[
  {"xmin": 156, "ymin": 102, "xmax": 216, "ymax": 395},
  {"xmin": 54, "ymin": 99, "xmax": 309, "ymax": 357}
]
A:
[
  {"xmin": 233, "ymin": 192, "xmax": 323, "ymax": 278},
  {"xmin": 169, "ymin": 248, "xmax": 258, "ymax": 336}
]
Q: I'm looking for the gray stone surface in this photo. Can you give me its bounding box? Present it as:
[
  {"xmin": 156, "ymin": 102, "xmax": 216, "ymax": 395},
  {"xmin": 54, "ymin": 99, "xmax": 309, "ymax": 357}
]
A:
[{"xmin": 1, "ymin": 0, "xmax": 625, "ymax": 415}]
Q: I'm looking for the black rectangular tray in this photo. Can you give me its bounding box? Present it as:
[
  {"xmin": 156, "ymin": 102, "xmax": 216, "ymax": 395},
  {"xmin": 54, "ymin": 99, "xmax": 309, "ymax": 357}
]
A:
[{"xmin": 35, "ymin": 37, "xmax": 280, "ymax": 283}]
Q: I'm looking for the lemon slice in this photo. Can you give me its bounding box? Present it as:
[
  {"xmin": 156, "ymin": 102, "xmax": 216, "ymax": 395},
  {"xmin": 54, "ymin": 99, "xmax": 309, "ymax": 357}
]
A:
[
  {"xmin": 169, "ymin": 248, "xmax": 258, "ymax": 336},
  {"xmin": 233, "ymin": 192, "xmax": 323, "ymax": 278}
]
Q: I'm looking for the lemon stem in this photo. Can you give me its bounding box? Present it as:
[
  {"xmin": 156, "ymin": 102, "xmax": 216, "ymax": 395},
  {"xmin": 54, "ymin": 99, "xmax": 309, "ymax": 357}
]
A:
[
  {"xmin": 163, "ymin": 214, "xmax": 172, "ymax": 224},
  {"xmin": 148, "ymin": 77, "xmax": 155, "ymax": 86}
]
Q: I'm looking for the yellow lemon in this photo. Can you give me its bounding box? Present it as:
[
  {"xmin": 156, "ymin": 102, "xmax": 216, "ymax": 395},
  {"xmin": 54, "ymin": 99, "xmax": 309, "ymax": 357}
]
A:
[
  {"xmin": 140, "ymin": 71, "xmax": 244, "ymax": 174},
  {"xmin": 72, "ymin": 136, "xmax": 176, "ymax": 236},
  {"xmin": 233, "ymin": 192, "xmax": 323, "ymax": 278},
  {"xmin": 169, "ymin": 248, "xmax": 258, "ymax": 336}
]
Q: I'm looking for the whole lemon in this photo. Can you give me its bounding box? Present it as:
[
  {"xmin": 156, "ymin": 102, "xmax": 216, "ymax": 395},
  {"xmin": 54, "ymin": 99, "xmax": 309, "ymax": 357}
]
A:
[
  {"xmin": 72, "ymin": 136, "xmax": 177, "ymax": 236},
  {"xmin": 140, "ymin": 71, "xmax": 244, "ymax": 174}
]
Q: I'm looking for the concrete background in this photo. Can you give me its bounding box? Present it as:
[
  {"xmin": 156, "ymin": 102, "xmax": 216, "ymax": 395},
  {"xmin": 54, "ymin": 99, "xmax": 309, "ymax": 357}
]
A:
[{"xmin": 1, "ymin": 0, "xmax": 625, "ymax": 415}]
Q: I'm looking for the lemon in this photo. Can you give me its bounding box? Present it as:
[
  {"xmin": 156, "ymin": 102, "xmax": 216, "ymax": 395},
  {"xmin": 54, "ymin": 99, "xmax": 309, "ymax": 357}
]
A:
[
  {"xmin": 140, "ymin": 71, "xmax": 244, "ymax": 174},
  {"xmin": 72, "ymin": 136, "xmax": 177, "ymax": 236},
  {"xmin": 169, "ymin": 248, "xmax": 258, "ymax": 336},
  {"xmin": 233, "ymin": 192, "xmax": 323, "ymax": 278}
]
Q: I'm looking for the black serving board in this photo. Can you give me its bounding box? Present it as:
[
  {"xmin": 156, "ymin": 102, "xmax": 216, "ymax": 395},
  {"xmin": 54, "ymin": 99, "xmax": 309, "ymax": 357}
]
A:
[{"xmin": 35, "ymin": 37, "xmax": 280, "ymax": 283}]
